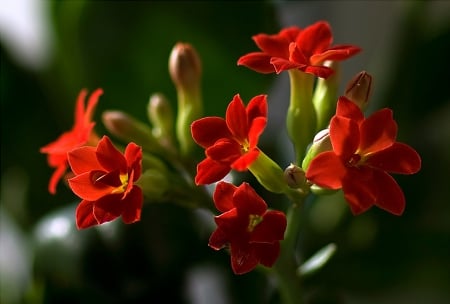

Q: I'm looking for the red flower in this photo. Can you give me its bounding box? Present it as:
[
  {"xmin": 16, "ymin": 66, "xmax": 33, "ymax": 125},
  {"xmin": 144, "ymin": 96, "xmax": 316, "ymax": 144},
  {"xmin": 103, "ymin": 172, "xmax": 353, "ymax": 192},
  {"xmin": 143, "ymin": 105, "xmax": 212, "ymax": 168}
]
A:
[
  {"xmin": 209, "ymin": 182, "xmax": 287, "ymax": 274},
  {"xmin": 237, "ymin": 21, "xmax": 361, "ymax": 78},
  {"xmin": 191, "ymin": 94, "xmax": 267, "ymax": 185},
  {"xmin": 306, "ymin": 97, "xmax": 421, "ymax": 215},
  {"xmin": 40, "ymin": 89, "xmax": 102, "ymax": 194},
  {"xmin": 67, "ymin": 136, "xmax": 143, "ymax": 229}
]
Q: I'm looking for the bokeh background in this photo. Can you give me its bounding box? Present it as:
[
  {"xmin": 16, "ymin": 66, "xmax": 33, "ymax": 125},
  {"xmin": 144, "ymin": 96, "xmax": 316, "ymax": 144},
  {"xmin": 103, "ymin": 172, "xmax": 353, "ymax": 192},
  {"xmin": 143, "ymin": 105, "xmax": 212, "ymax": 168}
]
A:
[{"xmin": 1, "ymin": 1, "xmax": 449, "ymax": 303}]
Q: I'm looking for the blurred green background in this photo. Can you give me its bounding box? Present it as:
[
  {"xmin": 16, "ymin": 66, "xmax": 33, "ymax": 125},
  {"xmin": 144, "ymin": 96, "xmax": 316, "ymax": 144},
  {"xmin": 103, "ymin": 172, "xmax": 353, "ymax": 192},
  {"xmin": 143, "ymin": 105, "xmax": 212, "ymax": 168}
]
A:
[{"xmin": 1, "ymin": 1, "xmax": 449, "ymax": 303}]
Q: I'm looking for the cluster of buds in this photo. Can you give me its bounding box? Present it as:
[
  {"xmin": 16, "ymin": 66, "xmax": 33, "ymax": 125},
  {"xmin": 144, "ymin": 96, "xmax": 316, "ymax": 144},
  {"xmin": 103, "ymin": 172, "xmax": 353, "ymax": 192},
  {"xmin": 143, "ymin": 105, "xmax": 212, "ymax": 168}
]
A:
[{"xmin": 41, "ymin": 21, "xmax": 421, "ymax": 301}]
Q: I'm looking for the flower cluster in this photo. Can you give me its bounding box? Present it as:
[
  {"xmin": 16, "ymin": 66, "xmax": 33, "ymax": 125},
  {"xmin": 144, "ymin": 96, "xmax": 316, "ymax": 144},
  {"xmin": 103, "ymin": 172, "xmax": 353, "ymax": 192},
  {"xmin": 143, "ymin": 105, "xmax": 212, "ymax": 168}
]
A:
[{"xmin": 41, "ymin": 19, "xmax": 421, "ymax": 291}]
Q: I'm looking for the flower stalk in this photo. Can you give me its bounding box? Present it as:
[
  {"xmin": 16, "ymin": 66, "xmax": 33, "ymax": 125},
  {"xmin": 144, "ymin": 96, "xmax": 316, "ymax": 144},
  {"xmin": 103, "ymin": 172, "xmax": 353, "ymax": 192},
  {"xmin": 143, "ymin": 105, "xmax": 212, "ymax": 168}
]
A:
[{"xmin": 287, "ymin": 69, "xmax": 316, "ymax": 164}]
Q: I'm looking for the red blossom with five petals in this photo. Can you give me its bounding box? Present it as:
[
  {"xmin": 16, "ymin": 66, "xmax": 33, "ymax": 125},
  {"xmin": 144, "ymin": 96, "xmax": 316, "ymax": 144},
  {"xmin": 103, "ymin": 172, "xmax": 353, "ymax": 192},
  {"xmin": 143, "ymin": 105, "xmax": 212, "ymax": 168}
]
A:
[
  {"xmin": 40, "ymin": 89, "xmax": 102, "ymax": 194},
  {"xmin": 67, "ymin": 136, "xmax": 143, "ymax": 229},
  {"xmin": 191, "ymin": 94, "xmax": 267, "ymax": 185},
  {"xmin": 306, "ymin": 97, "xmax": 421, "ymax": 215},
  {"xmin": 237, "ymin": 21, "xmax": 361, "ymax": 78},
  {"xmin": 209, "ymin": 182, "xmax": 287, "ymax": 274}
]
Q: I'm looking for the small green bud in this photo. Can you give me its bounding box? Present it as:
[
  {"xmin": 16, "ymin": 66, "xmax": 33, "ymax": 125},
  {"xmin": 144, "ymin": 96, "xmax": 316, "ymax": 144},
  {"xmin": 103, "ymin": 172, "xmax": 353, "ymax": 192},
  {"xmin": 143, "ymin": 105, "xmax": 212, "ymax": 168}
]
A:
[
  {"xmin": 284, "ymin": 163, "xmax": 306, "ymax": 189},
  {"xmin": 147, "ymin": 93, "xmax": 175, "ymax": 150},
  {"xmin": 136, "ymin": 169, "xmax": 169, "ymax": 200},
  {"xmin": 312, "ymin": 61, "xmax": 340, "ymax": 131},
  {"xmin": 102, "ymin": 110, "xmax": 161, "ymax": 153},
  {"xmin": 302, "ymin": 129, "xmax": 332, "ymax": 170},
  {"xmin": 344, "ymin": 71, "xmax": 372, "ymax": 111}
]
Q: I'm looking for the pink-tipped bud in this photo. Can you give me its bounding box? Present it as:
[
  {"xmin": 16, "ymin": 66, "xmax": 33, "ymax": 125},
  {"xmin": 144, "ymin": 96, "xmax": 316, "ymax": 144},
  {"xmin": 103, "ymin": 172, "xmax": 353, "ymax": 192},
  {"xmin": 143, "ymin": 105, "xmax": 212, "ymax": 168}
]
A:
[
  {"xmin": 169, "ymin": 42, "xmax": 202, "ymax": 92},
  {"xmin": 344, "ymin": 71, "xmax": 372, "ymax": 111}
]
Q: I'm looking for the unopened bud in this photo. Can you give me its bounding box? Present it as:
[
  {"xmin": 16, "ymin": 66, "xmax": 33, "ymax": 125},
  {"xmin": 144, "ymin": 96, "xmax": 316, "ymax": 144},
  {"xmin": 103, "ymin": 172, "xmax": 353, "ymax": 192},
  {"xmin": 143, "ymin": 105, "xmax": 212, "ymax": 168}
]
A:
[
  {"xmin": 313, "ymin": 60, "xmax": 340, "ymax": 130},
  {"xmin": 169, "ymin": 42, "xmax": 202, "ymax": 92},
  {"xmin": 102, "ymin": 110, "xmax": 161, "ymax": 153},
  {"xmin": 148, "ymin": 93, "xmax": 174, "ymax": 146},
  {"xmin": 284, "ymin": 163, "xmax": 306, "ymax": 189},
  {"xmin": 169, "ymin": 42, "xmax": 203, "ymax": 157},
  {"xmin": 137, "ymin": 169, "xmax": 169, "ymax": 200},
  {"xmin": 302, "ymin": 129, "xmax": 332, "ymax": 170},
  {"xmin": 344, "ymin": 71, "xmax": 372, "ymax": 111}
]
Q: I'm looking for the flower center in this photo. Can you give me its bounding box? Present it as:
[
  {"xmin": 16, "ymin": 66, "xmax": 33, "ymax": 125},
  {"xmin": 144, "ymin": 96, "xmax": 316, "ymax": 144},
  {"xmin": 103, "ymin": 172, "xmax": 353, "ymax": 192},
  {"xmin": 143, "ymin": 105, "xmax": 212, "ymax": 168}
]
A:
[
  {"xmin": 111, "ymin": 173, "xmax": 129, "ymax": 194},
  {"xmin": 247, "ymin": 214, "xmax": 263, "ymax": 232},
  {"xmin": 348, "ymin": 153, "xmax": 362, "ymax": 167}
]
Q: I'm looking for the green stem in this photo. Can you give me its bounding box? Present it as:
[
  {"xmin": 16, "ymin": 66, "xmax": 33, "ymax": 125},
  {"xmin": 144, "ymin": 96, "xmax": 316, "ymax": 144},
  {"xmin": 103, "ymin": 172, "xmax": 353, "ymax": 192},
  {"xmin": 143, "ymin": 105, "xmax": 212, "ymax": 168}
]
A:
[
  {"xmin": 272, "ymin": 198, "xmax": 305, "ymax": 304},
  {"xmin": 287, "ymin": 70, "xmax": 316, "ymax": 164}
]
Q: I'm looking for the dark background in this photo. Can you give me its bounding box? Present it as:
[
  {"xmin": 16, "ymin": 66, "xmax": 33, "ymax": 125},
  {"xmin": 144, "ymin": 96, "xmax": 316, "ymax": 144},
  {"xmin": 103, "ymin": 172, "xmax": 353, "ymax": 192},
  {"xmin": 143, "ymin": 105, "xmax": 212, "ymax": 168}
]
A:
[{"xmin": 1, "ymin": 1, "xmax": 449, "ymax": 303}]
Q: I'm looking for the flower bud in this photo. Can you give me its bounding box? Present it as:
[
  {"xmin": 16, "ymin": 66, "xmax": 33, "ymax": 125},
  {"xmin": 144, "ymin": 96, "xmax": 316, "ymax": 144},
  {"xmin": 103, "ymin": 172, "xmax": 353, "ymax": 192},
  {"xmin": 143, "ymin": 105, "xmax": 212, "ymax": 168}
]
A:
[
  {"xmin": 169, "ymin": 42, "xmax": 203, "ymax": 157},
  {"xmin": 147, "ymin": 93, "xmax": 175, "ymax": 149},
  {"xmin": 344, "ymin": 71, "xmax": 372, "ymax": 111},
  {"xmin": 169, "ymin": 42, "xmax": 202, "ymax": 92},
  {"xmin": 102, "ymin": 110, "xmax": 161, "ymax": 153},
  {"xmin": 302, "ymin": 129, "xmax": 332, "ymax": 170},
  {"xmin": 284, "ymin": 163, "xmax": 306, "ymax": 189},
  {"xmin": 312, "ymin": 61, "xmax": 340, "ymax": 130},
  {"xmin": 137, "ymin": 169, "xmax": 169, "ymax": 200}
]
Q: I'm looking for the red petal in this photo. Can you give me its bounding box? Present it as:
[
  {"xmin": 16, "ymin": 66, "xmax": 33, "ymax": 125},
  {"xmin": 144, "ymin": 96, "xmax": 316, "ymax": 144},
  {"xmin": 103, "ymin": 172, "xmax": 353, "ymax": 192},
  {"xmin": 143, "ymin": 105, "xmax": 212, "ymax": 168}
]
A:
[
  {"xmin": 96, "ymin": 136, "xmax": 127, "ymax": 172},
  {"xmin": 68, "ymin": 172, "xmax": 114, "ymax": 201},
  {"xmin": 124, "ymin": 142, "xmax": 142, "ymax": 180},
  {"xmin": 248, "ymin": 117, "xmax": 266, "ymax": 148},
  {"xmin": 230, "ymin": 241, "xmax": 259, "ymax": 275},
  {"xmin": 231, "ymin": 149, "xmax": 259, "ymax": 171},
  {"xmin": 250, "ymin": 210, "xmax": 286, "ymax": 243},
  {"xmin": 93, "ymin": 193, "xmax": 124, "ymax": 224},
  {"xmin": 255, "ymin": 242, "xmax": 280, "ymax": 268},
  {"xmin": 270, "ymin": 57, "xmax": 304, "ymax": 74},
  {"xmin": 74, "ymin": 89, "xmax": 88, "ymax": 124},
  {"xmin": 306, "ymin": 151, "xmax": 345, "ymax": 189},
  {"xmin": 237, "ymin": 52, "xmax": 276, "ymax": 74},
  {"xmin": 195, "ymin": 158, "xmax": 231, "ymax": 185},
  {"xmin": 83, "ymin": 88, "xmax": 102, "ymax": 124},
  {"xmin": 233, "ymin": 182, "xmax": 267, "ymax": 216},
  {"xmin": 208, "ymin": 228, "xmax": 228, "ymax": 250},
  {"xmin": 296, "ymin": 21, "xmax": 332, "ymax": 57},
  {"xmin": 206, "ymin": 138, "xmax": 241, "ymax": 163},
  {"xmin": 278, "ymin": 26, "xmax": 302, "ymax": 41},
  {"xmin": 48, "ymin": 164, "xmax": 67, "ymax": 194},
  {"xmin": 226, "ymin": 94, "xmax": 248, "ymax": 141},
  {"xmin": 372, "ymin": 170, "xmax": 405, "ymax": 215},
  {"xmin": 213, "ymin": 181, "xmax": 237, "ymax": 212},
  {"xmin": 67, "ymin": 146, "xmax": 99, "ymax": 175},
  {"xmin": 342, "ymin": 167, "xmax": 376, "ymax": 215},
  {"xmin": 288, "ymin": 42, "xmax": 308, "ymax": 64},
  {"xmin": 310, "ymin": 45, "xmax": 361, "ymax": 65},
  {"xmin": 214, "ymin": 208, "xmax": 245, "ymax": 236},
  {"xmin": 252, "ymin": 32, "xmax": 291, "ymax": 58},
  {"xmin": 335, "ymin": 97, "xmax": 364, "ymax": 122},
  {"xmin": 121, "ymin": 186, "xmax": 143, "ymax": 223},
  {"xmin": 366, "ymin": 142, "xmax": 421, "ymax": 174},
  {"xmin": 303, "ymin": 65, "xmax": 335, "ymax": 79},
  {"xmin": 330, "ymin": 116, "xmax": 359, "ymax": 159},
  {"xmin": 359, "ymin": 108, "xmax": 397, "ymax": 154},
  {"xmin": 75, "ymin": 200, "xmax": 98, "ymax": 229},
  {"xmin": 246, "ymin": 95, "xmax": 267, "ymax": 123},
  {"xmin": 191, "ymin": 117, "xmax": 230, "ymax": 148}
]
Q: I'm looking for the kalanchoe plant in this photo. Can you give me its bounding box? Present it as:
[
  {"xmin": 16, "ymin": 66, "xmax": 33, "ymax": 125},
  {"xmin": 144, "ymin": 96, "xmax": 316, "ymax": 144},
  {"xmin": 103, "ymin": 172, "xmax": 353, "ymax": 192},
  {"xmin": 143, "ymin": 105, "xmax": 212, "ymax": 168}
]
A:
[{"xmin": 41, "ymin": 20, "xmax": 421, "ymax": 304}]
